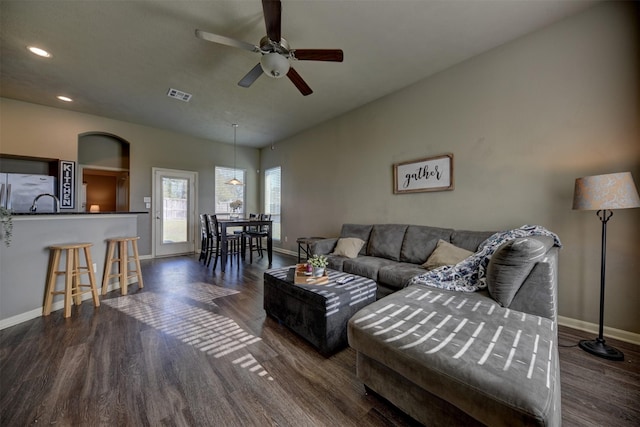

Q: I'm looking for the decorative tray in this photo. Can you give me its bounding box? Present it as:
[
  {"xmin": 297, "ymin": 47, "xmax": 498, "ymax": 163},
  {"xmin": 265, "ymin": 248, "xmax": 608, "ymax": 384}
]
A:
[{"xmin": 289, "ymin": 264, "xmax": 329, "ymax": 285}]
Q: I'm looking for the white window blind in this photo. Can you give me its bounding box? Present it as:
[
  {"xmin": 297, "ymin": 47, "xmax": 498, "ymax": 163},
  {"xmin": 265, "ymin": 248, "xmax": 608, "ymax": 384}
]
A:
[
  {"xmin": 214, "ymin": 166, "xmax": 245, "ymax": 215},
  {"xmin": 265, "ymin": 166, "xmax": 281, "ymax": 241}
]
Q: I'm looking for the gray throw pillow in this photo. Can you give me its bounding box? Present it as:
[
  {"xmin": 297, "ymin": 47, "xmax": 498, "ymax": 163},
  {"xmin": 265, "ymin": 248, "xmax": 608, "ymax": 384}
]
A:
[{"xmin": 487, "ymin": 236, "xmax": 554, "ymax": 307}]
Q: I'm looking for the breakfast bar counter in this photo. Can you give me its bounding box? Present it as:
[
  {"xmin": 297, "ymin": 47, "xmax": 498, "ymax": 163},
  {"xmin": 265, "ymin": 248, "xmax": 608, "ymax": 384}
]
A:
[{"xmin": 0, "ymin": 212, "xmax": 145, "ymax": 328}]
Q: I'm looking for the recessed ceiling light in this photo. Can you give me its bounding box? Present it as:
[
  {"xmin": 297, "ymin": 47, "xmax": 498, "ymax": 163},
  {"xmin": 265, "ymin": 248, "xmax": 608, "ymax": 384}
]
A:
[
  {"xmin": 27, "ymin": 46, "xmax": 52, "ymax": 58},
  {"xmin": 57, "ymin": 96, "xmax": 73, "ymax": 102}
]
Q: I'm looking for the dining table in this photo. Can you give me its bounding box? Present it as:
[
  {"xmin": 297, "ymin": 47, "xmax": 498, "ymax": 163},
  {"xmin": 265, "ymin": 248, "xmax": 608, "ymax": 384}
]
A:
[{"xmin": 217, "ymin": 217, "xmax": 273, "ymax": 272}]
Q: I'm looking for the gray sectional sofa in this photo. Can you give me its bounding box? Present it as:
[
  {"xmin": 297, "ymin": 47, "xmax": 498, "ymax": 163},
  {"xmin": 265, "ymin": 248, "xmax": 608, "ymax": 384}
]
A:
[{"xmin": 312, "ymin": 224, "xmax": 562, "ymax": 427}]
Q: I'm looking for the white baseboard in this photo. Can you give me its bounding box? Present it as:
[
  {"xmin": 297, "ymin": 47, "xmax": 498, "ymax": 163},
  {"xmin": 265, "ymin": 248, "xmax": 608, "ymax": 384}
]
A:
[
  {"xmin": 0, "ymin": 282, "xmax": 127, "ymax": 330},
  {"xmin": 0, "ymin": 307, "xmax": 45, "ymax": 330},
  {"xmin": 557, "ymin": 316, "xmax": 640, "ymax": 345},
  {"xmin": 274, "ymin": 247, "xmax": 297, "ymax": 258}
]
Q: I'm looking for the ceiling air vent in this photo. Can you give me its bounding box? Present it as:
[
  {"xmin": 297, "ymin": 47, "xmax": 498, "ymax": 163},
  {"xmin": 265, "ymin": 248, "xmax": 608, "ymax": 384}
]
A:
[{"xmin": 167, "ymin": 88, "xmax": 192, "ymax": 102}]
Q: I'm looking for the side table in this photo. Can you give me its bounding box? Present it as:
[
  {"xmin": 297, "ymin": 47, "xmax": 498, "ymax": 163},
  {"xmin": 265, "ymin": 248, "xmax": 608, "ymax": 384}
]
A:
[{"xmin": 296, "ymin": 236, "xmax": 325, "ymax": 262}]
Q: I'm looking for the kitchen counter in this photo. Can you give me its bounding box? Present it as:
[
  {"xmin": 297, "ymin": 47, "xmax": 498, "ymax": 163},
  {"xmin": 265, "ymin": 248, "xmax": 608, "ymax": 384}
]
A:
[
  {"xmin": 11, "ymin": 211, "xmax": 147, "ymax": 216},
  {"xmin": 0, "ymin": 213, "xmax": 141, "ymax": 328}
]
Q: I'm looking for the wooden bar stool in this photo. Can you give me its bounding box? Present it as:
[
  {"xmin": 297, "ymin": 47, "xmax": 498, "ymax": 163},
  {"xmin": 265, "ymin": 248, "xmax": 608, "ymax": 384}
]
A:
[
  {"xmin": 43, "ymin": 243, "xmax": 101, "ymax": 318},
  {"xmin": 102, "ymin": 237, "xmax": 144, "ymax": 296}
]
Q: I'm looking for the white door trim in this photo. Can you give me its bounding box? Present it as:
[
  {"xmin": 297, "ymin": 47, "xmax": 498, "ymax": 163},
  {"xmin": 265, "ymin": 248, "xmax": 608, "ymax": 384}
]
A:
[{"xmin": 151, "ymin": 167, "xmax": 198, "ymax": 258}]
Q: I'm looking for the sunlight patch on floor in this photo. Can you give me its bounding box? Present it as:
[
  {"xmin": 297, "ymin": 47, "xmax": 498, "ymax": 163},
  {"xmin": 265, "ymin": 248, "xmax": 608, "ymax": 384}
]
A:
[
  {"xmin": 232, "ymin": 352, "xmax": 273, "ymax": 381},
  {"xmin": 162, "ymin": 281, "xmax": 240, "ymax": 305},
  {"xmin": 102, "ymin": 283, "xmax": 271, "ymax": 380}
]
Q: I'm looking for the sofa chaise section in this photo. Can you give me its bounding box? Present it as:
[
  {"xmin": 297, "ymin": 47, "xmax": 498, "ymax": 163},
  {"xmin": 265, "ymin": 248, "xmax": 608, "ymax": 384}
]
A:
[{"xmin": 349, "ymin": 283, "xmax": 561, "ymax": 426}]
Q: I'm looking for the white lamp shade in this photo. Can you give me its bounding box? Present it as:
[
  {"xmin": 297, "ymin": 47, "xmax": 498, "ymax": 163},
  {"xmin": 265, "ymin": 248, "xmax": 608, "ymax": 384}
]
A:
[
  {"xmin": 260, "ymin": 52, "xmax": 290, "ymax": 78},
  {"xmin": 573, "ymin": 172, "xmax": 640, "ymax": 210},
  {"xmin": 225, "ymin": 177, "xmax": 242, "ymax": 186}
]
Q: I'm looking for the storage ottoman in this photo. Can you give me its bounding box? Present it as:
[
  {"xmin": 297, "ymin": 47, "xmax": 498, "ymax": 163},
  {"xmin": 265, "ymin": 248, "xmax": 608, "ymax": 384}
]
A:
[{"xmin": 264, "ymin": 267, "xmax": 377, "ymax": 355}]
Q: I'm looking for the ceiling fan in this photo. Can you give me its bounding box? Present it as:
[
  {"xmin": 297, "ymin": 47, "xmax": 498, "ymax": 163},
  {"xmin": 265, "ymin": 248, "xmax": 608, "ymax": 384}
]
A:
[{"xmin": 195, "ymin": 0, "xmax": 343, "ymax": 96}]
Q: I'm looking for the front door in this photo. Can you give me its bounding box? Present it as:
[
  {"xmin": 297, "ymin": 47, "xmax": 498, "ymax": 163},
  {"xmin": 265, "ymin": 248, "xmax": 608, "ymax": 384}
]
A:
[{"xmin": 153, "ymin": 168, "xmax": 197, "ymax": 257}]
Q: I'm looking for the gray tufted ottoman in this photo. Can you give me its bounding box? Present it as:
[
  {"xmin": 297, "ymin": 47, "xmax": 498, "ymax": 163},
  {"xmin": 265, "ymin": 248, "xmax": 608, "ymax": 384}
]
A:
[{"xmin": 264, "ymin": 267, "xmax": 377, "ymax": 355}]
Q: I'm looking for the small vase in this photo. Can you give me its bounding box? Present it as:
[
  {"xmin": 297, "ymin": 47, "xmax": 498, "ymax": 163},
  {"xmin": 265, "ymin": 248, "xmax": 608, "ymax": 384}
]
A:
[{"xmin": 312, "ymin": 267, "xmax": 325, "ymax": 277}]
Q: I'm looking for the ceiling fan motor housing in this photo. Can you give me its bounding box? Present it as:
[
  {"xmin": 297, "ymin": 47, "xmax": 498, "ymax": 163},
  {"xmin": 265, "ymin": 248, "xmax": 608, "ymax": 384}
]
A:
[{"xmin": 259, "ymin": 36, "xmax": 290, "ymax": 78}]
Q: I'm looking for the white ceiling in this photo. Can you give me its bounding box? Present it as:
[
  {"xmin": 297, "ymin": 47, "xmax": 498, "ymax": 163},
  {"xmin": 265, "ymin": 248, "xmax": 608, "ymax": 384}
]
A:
[{"xmin": 0, "ymin": 0, "xmax": 598, "ymax": 148}]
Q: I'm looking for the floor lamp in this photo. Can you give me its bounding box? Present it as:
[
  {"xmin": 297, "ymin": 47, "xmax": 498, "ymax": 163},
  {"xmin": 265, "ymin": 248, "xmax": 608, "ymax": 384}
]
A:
[{"xmin": 572, "ymin": 172, "xmax": 640, "ymax": 361}]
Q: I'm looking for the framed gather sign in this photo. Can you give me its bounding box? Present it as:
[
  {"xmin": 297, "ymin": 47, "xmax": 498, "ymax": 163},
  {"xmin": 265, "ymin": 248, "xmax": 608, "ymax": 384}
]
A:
[{"xmin": 393, "ymin": 153, "xmax": 454, "ymax": 194}]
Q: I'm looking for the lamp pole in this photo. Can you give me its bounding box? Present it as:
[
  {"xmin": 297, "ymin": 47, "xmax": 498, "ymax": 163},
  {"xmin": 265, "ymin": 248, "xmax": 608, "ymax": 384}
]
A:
[{"xmin": 578, "ymin": 209, "xmax": 623, "ymax": 361}]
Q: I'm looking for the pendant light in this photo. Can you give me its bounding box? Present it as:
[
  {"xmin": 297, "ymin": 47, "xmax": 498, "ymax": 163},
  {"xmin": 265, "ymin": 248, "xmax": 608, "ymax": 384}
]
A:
[{"xmin": 226, "ymin": 123, "xmax": 242, "ymax": 186}]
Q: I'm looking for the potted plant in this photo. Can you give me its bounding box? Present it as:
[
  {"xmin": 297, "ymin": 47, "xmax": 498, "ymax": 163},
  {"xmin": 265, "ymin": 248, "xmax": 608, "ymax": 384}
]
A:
[
  {"xmin": 0, "ymin": 207, "xmax": 13, "ymax": 247},
  {"xmin": 308, "ymin": 254, "xmax": 328, "ymax": 277}
]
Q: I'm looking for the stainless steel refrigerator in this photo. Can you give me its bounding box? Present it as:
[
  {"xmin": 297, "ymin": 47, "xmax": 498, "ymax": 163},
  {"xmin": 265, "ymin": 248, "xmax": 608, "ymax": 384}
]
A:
[{"xmin": 0, "ymin": 173, "xmax": 57, "ymax": 213}]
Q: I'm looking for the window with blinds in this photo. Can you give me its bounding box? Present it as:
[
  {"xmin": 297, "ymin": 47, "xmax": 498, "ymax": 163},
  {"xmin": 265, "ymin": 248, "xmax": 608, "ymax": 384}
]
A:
[
  {"xmin": 265, "ymin": 166, "xmax": 281, "ymax": 241},
  {"xmin": 214, "ymin": 166, "xmax": 245, "ymax": 215}
]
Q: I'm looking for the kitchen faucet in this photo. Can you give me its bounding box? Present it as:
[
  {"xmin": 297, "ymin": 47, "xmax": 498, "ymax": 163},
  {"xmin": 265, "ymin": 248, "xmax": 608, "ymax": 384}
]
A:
[{"xmin": 30, "ymin": 193, "xmax": 60, "ymax": 213}]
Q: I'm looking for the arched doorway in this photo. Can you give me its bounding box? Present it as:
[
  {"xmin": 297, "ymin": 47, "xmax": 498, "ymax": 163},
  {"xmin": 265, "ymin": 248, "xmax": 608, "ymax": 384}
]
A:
[{"xmin": 78, "ymin": 132, "xmax": 130, "ymax": 212}]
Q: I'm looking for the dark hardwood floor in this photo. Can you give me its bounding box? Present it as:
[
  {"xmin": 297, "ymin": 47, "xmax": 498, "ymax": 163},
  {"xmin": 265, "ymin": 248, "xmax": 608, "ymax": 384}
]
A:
[{"xmin": 1, "ymin": 252, "xmax": 638, "ymax": 426}]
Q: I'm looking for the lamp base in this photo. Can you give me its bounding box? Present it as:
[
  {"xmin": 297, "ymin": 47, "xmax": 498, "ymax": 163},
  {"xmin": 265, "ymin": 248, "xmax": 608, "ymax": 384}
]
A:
[{"xmin": 579, "ymin": 338, "xmax": 624, "ymax": 361}]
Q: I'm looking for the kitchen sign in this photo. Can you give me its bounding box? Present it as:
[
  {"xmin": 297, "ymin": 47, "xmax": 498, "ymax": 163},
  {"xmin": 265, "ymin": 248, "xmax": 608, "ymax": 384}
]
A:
[
  {"xmin": 393, "ymin": 153, "xmax": 454, "ymax": 194},
  {"xmin": 59, "ymin": 160, "xmax": 75, "ymax": 209}
]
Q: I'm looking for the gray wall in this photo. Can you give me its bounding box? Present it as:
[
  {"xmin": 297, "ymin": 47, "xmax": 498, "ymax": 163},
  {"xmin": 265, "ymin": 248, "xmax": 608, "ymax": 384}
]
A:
[{"xmin": 260, "ymin": 2, "xmax": 640, "ymax": 335}]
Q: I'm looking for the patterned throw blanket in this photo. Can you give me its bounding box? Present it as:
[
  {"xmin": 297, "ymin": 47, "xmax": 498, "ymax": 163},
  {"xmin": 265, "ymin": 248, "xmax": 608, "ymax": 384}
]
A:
[{"xmin": 408, "ymin": 225, "xmax": 562, "ymax": 292}]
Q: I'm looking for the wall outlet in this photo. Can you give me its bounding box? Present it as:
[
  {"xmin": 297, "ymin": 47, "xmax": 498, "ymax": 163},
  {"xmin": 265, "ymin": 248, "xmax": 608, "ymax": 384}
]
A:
[
  {"xmin": 284, "ymin": 236, "xmax": 288, "ymax": 243},
  {"xmin": 93, "ymin": 263, "xmax": 97, "ymax": 273}
]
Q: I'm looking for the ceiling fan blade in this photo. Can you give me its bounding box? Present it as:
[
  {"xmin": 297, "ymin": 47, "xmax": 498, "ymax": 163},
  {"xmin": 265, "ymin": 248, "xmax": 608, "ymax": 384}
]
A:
[
  {"xmin": 286, "ymin": 68, "xmax": 312, "ymax": 96},
  {"xmin": 195, "ymin": 29, "xmax": 259, "ymax": 53},
  {"xmin": 262, "ymin": 0, "xmax": 282, "ymax": 43},
  {"xmin": 291, "ymin": 49, "xmax": 344, "ymax": 62},
  {"xmin": 238, "ymin": 63, "xmax": 264, "ymax": 88}
]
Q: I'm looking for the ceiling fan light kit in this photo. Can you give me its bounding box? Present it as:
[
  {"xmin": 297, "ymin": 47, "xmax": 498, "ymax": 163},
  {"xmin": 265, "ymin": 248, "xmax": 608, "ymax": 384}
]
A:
[
  {"xmin": 260, "ymin": 52, "xmax": 290, "ymax": 78},
  {"xmin": 195, "ymin": 0, "xmax": 343, "ymax": 96}
]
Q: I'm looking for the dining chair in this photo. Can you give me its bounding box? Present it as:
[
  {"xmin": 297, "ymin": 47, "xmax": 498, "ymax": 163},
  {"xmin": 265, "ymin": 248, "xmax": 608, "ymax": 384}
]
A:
[
  {"xmin": 206, "ymin": 214, "xmax": 241, "ymax": 270},
  {"xmin": 198, "ymin": 213, "xmax": 210, "ymax": 264},
  {"xmin": 244, "ymin": 213, "xmax": 271, "ymax": 263}
]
